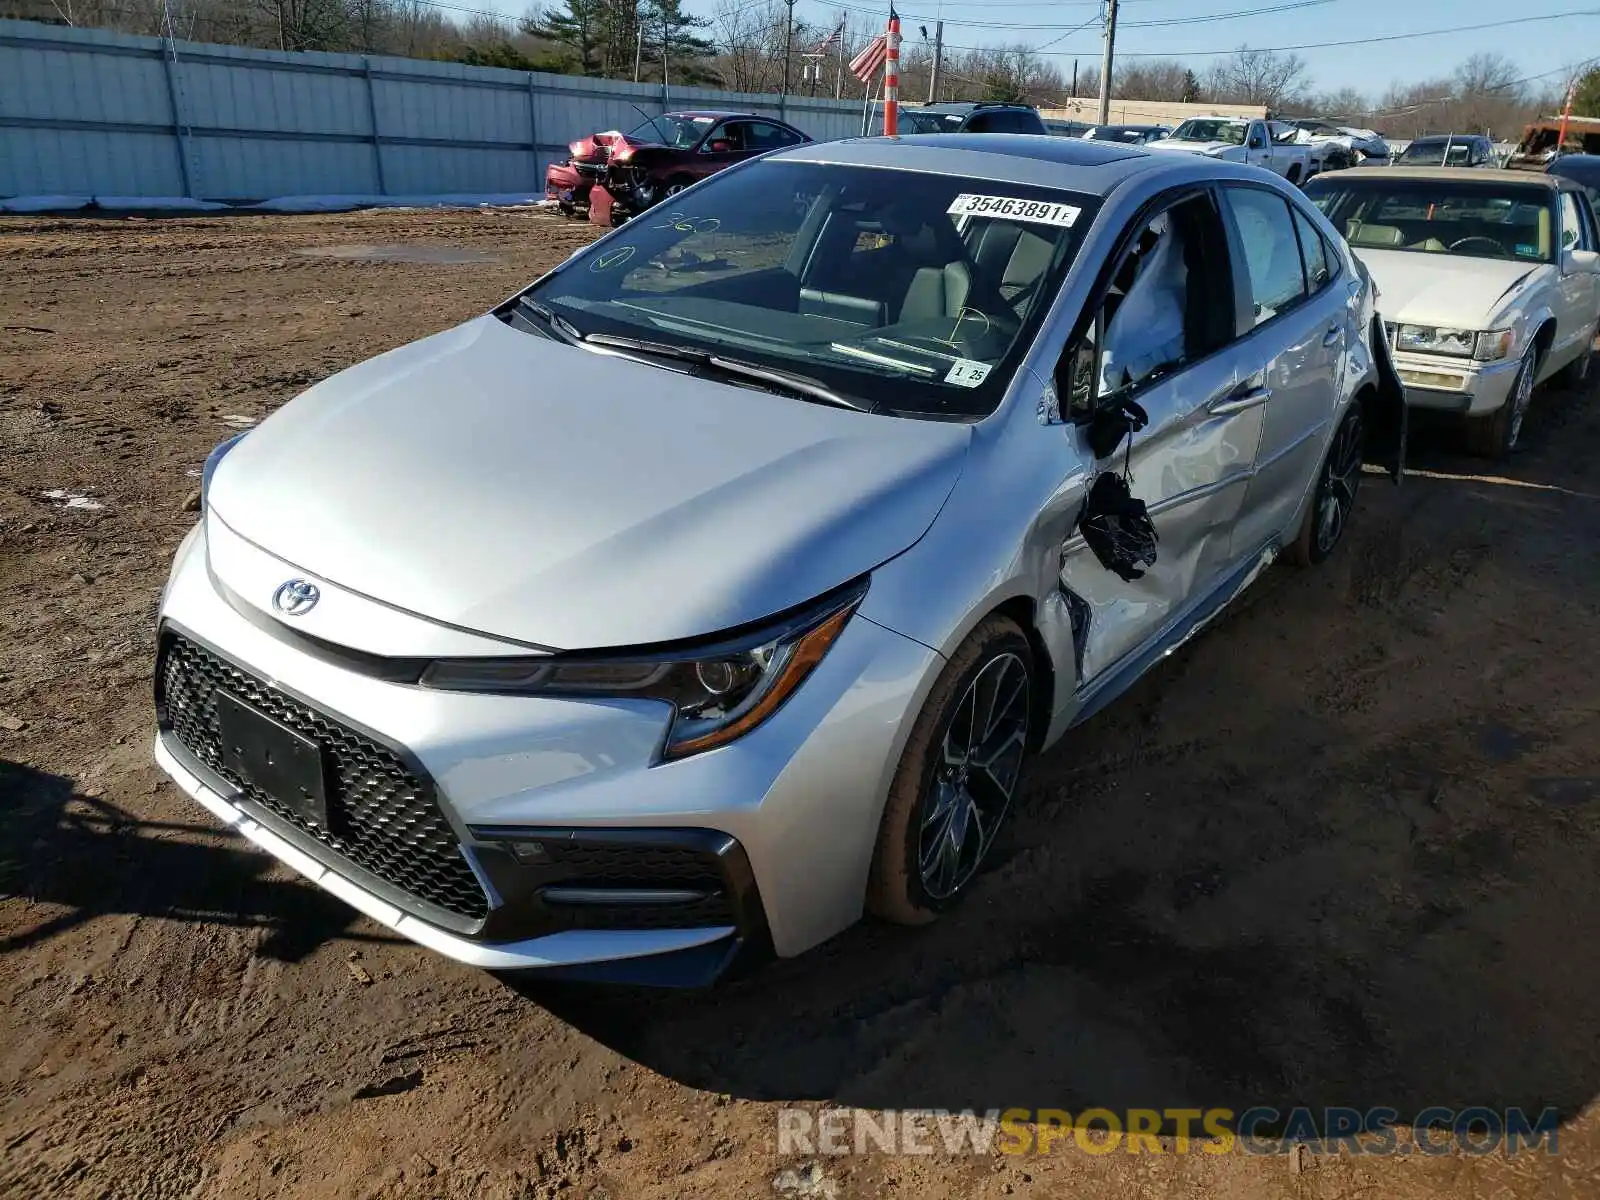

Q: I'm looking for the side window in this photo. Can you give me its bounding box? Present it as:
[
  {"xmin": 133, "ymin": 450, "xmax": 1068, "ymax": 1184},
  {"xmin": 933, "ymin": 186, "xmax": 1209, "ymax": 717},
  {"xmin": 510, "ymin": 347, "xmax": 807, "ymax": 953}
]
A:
[
  {"xmin": 1246, "ymin": 123, "xmax": 1267, "ymax": 150},
  {"xmin": 747, "ymin": 121, "xmax": 800, "ymax": 151},
  {"xmin": 1063, "ymin": 192, "xmax": 1234, "ymax": 416},
  {"xmin": 1560, "ymin": 191, "xmax": 1586, "ymax": 251},
  {"xmin": 1221, "ymin": 187, "xmax": 1308, "ymax": 327},
  {"xmin": 1291, "ymin": 206, "xmax": 1332, "ymax": 293},
  {"xmin": 1579, "ymin": 191, "xmax": 1600, "ymax": 249},
  {"xmin": 707, "ymin": 122, "xmax": 748, "ymax": 152},
  {"xmin": 964, "ymin": 112, "xmax": 996, "ymax": 133}
]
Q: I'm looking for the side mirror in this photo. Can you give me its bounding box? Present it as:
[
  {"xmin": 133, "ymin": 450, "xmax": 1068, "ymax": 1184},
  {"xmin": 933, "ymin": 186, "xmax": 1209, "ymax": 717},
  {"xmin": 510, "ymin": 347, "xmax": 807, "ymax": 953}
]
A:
[{"xmin": 1567, "ymin": 247, "xmax": 1600, "ymax": 274}]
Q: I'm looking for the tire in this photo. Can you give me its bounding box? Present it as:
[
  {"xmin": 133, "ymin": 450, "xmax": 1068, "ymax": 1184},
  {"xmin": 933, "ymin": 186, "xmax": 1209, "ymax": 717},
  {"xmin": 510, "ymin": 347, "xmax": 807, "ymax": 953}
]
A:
[
  {"xmin": 867, "ymin": 615, "xmax": 1033, "ymax": 925},
  {"xmin": 1464, "ymin": 345, "xmax": 1537, "ymax": 458},
  {"xmin": 1552, "ymin": 335, "xmax": 1594, "ymax": 389},
  {"xmin": 1287, "ymin": 401, "xmax": 1364, "ymax": 567}
]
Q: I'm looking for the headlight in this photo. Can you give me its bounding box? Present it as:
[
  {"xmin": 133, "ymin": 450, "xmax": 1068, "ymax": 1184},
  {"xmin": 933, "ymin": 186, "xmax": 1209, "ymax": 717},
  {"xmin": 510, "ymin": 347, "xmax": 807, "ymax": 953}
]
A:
[
  {"xmin": 419, "ymin": 582, "xmax": 866, "ymax": 759},
  {"xmin": 200, "ymin": 433, "xmax": 247, "ymax": 509},
  {"xmin": 1393, "ymin": 325, "xmax": 1476, "ymax": 357}
]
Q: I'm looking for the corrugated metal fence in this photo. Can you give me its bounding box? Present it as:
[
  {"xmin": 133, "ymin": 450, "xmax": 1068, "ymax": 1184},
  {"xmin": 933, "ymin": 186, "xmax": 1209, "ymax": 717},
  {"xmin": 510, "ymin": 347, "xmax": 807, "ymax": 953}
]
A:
[{"xmin": 0, "ymin": 18, "xmax": 869, "ymax": 202}]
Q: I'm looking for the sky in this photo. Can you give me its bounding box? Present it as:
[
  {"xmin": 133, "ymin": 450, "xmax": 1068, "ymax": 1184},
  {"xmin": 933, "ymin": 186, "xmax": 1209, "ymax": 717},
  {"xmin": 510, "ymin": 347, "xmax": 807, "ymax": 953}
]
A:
[{"xmin": 650, "ymin": 0, "xmax": 1600, "ymax": 104}]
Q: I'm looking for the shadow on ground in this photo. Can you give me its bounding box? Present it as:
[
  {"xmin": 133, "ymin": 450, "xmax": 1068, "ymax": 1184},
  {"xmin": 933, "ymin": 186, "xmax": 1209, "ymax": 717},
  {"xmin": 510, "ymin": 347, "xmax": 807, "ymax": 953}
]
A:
[{"xmin": 0, "ymin": 758, "xmax": 392, "ymax": 962}]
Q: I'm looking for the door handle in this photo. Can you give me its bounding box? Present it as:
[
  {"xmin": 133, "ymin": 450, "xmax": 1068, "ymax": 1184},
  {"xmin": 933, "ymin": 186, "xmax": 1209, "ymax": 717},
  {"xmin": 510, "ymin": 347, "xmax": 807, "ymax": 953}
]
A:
[
  {"xmin": 1207, "ymin": 386, "xmax": 1272, "ymax": 416},
  {"xmin": 1322, "ymin": 324, "xmax": 1342, "ymax": 347}
]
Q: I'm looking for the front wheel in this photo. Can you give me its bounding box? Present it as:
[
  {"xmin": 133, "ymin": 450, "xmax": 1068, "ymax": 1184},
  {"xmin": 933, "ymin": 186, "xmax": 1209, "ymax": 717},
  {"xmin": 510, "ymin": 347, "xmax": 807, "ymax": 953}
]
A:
[
  {"xmin": 1464, "ymin": 345, "xmax": 1537, "ymax": 458},
  {"xmin": 867, "ymin": 616, "xmax": 1033, "ymax": 924},
  {"xmin": 1288, "ymin": 402, "xmax": 1364, "ymax": 566}
]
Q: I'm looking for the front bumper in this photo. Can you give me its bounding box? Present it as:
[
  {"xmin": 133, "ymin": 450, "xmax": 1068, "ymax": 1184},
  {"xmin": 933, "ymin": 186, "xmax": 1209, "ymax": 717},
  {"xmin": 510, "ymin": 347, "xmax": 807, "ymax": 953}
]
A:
[
  {"xmin": 153, "ymin": 519, "xmax": 941, "ymax": 976},
  {"xmin": 1390, "ymin": 349, "xmax": 1522, "ymax": 415}
]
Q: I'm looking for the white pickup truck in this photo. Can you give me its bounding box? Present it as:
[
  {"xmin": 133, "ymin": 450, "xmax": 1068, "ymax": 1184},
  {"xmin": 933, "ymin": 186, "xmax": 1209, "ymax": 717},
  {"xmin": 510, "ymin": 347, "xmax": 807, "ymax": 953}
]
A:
[{"xmin": 1145, "ymin": 117, "xmax": 1314, "ymax": 184}]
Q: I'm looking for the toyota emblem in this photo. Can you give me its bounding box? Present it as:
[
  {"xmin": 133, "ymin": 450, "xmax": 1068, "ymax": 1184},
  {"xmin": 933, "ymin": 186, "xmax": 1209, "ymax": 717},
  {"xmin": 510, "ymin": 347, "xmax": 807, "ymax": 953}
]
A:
[{"xmin": 272, "ymin": 578, "xmax": 320, "ymax": 617}]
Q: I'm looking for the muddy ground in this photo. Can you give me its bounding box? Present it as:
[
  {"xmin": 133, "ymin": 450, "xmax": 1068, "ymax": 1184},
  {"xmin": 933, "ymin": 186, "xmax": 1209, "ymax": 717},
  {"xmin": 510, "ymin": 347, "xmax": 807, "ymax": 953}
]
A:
[{"xmin": 3, "ymin": 207, "xmax": 1600, "ymax": 1199}]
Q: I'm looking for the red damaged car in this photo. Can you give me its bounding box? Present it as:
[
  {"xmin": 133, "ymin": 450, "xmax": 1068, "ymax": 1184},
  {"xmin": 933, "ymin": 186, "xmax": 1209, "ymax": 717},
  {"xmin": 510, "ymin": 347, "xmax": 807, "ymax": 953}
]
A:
[{"xmin": 545, "ymin": 111, "xmax": 811, "ymax": 216}]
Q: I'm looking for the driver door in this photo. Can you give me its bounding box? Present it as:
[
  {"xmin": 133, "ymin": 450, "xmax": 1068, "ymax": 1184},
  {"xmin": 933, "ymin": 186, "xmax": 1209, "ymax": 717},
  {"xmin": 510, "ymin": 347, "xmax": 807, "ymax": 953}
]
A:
[
  {"xmin": 1245, "ymin": 121, "xmax": 1272, "ymax": 170},
  {"xmin": 1556, "ymin": 189, "xmax": 1600, "ymax": 369},
  {"xmin": 1058, "ymin": 187, "xmax": 1266, "ymax": 685},
  {"xmin": 697, "ymin": 120, "xmax": 753, "ymax": 174}
]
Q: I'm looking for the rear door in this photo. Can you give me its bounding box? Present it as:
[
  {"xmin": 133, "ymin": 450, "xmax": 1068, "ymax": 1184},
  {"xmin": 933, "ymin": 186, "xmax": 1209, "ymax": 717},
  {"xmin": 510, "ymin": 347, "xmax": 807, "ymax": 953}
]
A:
[
  {"xmin": 1058, "ymin": 188, "xmax": 1268, "ymax": 684},
  {"xmin": 1218, "ymin": 184, "xmax": 1346, "ymax": 556},
  {"xmin": 1556, "ymin": 188, "xmax": 1600, "ymax": 369}
]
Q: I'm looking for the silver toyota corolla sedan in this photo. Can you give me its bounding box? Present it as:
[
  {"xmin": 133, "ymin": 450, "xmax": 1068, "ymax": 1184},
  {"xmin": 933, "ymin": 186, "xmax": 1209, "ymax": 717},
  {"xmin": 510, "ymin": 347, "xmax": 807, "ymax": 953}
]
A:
[{"xmin": 154, "ymin": 135, "xmax": 1400, "ymax": 984}]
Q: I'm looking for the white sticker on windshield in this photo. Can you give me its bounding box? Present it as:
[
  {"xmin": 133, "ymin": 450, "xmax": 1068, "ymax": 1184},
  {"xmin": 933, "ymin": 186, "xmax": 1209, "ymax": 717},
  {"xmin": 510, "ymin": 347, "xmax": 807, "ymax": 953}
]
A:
[
  {"xmin": 947, "ymin": 194, "xmax": 1081, "ymax": 227},
  {"xmin": 945, "ymin": 359, "xmax": 992, "ymax": 388}
]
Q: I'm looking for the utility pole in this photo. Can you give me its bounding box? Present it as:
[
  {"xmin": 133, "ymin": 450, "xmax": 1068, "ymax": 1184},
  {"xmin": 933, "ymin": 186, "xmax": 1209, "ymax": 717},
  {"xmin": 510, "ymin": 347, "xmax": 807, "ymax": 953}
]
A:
[
  {"xmin": 1071, "ymin": 58, "xmax": 1078, "ymax": 99},
  {"xmin": 633, "ymin": 21, "xmax": 642, "ymax": 83},
  {"xmin": 781, "ymin": 0, "xmax": 797, "ymax": 102},
  {"xmin": 927, "ymin": 20, "xmax": 943, "ymax": 104},
  {"xmin": 1097, "ymin": 0, "xmax": 1118, "ymax": 126}
]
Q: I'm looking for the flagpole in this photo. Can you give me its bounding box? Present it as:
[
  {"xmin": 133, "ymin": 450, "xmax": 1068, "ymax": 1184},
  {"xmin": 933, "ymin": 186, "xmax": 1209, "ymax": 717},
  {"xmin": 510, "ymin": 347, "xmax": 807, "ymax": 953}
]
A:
[
  {"xmin": 835, "ymin": 23, "xmax": 844, "ymax": 99},
  {"xmin": 884, "ymin": 7, "xmax": 900, "ymax": 136}
]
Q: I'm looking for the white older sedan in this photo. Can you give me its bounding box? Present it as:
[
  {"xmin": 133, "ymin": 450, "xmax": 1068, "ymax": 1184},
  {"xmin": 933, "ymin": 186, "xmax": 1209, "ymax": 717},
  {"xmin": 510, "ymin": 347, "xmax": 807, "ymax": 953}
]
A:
[{"xmin": 1306, "ymin": 167, "xmax": 1600, "ymax": 455}]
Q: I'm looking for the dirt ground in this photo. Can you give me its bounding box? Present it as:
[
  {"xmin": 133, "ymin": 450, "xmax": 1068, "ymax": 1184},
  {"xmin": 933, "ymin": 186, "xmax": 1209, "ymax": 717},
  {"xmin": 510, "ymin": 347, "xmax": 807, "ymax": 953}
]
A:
[{"xmin": 4, "ymin": 206, "xmax": 1600, "ymax": 1199}]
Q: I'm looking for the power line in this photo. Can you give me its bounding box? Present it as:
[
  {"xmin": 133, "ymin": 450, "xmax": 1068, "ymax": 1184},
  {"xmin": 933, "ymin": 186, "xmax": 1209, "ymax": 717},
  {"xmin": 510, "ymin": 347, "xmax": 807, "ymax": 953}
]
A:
[{"xmin": 812, "ymin": 0, "xmax": 1334, "ymax": 32}]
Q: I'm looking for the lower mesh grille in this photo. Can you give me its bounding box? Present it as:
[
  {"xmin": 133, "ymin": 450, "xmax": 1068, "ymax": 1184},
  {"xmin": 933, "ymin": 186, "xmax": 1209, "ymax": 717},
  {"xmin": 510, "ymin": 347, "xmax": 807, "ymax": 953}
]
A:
[
  {"xmin": 542, "ymin": 841, "xmax": 737, "ymax": 930},
  {"xmin": 157, "ymin": 632, "xmax": 489, "ymax": 924}
]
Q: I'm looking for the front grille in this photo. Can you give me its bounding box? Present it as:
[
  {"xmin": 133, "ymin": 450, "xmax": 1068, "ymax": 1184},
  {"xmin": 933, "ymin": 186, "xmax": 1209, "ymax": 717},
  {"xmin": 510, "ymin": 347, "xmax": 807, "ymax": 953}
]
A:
[{"xmin": 157, "ymin": 632, "xmax": 489, "ymax": 924}]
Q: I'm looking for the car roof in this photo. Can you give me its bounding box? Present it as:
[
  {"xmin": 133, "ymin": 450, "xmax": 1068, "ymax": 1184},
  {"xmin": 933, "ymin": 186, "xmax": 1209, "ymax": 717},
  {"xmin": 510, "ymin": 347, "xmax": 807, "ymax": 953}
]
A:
[
  {"xmin": 667, "ymin": 110, "xmax": 777, "ymax": 121},
  {"xmin": 913, "ymin": 102, "xmax": 1033, "ymax": 114},
  {"xmin": 1311, "ymin": 165, "xmax": 1567, "ymax": 187},
  {"xmin": 1406, "ymin": 134, "xmax": 1489, "ymax": 144},
  {"xmin": 774, "ymin": 133, "xmax": 1207, "ymax": 194}
]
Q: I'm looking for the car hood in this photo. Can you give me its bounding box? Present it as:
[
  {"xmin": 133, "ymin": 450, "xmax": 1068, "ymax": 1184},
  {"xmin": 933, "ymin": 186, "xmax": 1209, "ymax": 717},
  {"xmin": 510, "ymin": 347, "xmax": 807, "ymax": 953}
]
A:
[
  {"xmin": 1350, "ymin": 248, "xmax": 1545, "ymax": 328},
  {"xmin": 1147, "ymin": 139, "xmax": 1230, "ymax": 155},
  {"xmin": 207, "ymin": 316, "xmax": 971, "ymax": 650}
]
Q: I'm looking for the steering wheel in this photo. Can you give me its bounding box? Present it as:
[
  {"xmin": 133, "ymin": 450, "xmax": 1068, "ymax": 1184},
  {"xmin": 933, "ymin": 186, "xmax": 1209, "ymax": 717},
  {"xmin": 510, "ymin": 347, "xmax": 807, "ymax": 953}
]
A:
[{"xmin": 1449, "ymin": 236, "xmax": 1511, "ymax": 258}]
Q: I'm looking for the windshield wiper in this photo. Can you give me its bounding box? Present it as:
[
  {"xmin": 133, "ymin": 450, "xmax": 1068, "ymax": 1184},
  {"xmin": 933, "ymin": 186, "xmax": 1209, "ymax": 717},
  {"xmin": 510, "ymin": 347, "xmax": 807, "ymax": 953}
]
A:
[
  {"xmin": 582, "ymin": 333, "xmax": 709, "ymax": 363},
  {"xmin": 705, "ymin": 356, "xmax": 872, "ymax": 412},
  {"xmin": 516, "ymin": 297, "xmax": 586, "ymax": 346},
  {"xmin": 568, "ymin": 332, "xmax": 872, "ymax": 413}
]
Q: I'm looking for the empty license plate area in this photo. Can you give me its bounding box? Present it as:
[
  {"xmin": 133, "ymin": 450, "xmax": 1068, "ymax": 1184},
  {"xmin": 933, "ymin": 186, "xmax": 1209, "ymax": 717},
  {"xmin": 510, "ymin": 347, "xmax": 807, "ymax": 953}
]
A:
[{"xmin": 213, "ymin": 689, "xmax": 330, "ymax": 829}]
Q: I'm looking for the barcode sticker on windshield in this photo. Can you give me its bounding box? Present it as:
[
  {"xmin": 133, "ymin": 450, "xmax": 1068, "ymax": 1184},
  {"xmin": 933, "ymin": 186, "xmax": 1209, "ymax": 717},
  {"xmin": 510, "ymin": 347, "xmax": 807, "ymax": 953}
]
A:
[
  {"xmin": 945, "ymin": 359, "xmax": 993, "ymax": 388},
  {"xmin": 947, "ymin": 194, "xmax": 1081, "ymax": 227}
]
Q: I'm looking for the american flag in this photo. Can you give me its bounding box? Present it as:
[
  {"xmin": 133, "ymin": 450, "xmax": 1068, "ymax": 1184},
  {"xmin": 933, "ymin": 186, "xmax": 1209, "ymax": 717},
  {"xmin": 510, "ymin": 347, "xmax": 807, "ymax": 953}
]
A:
[
  {"xmin": 815, "ymin": 20, "xmax": 844, "ymax": 54},
  {"xmin": 849, "ymin": 34, "xmax": 887, "ymax": 83}
]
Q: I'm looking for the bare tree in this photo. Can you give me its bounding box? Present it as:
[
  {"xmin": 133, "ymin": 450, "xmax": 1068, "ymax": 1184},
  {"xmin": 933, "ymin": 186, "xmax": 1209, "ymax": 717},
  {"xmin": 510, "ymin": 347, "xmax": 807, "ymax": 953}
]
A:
[{"xmin": 1206, "ymin": 46, "xmax": 1311, "ymax": 110}]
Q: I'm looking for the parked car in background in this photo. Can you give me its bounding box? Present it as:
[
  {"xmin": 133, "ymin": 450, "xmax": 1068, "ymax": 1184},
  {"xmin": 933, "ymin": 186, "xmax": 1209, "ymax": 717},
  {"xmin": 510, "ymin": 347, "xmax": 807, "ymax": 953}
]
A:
[
  {"xmin": 160, "ymin": 134, "xmax": 1400, "ymax": 985},
  {"xmin": 1080, "ymin": 123, "xmax": 1170, "ymax": 145},
  {"xmin": 1276, "ymin": 117, "xmax": 1390, "ymax": 171},
  {"xmin": 1548, "ymin": 153, "xmax": 1600, "ymax": 204},
  {"xmin": 1147, "ymin": 117, "xmax": 1313, "ymax": 184},
  {"xmin": 1307, "ymin": 166, "xmax": 1600, "ymax": 456},
  {"xmin": 1045, "ymin": 118, "xmax": 1095, "ymax": 138},
  {"xmin": 1509, "ymin": 116, "xmax": 1600, "ymax": 170},
  {"xmin": 883, "ymin": 102, "xmax": 1048, "ymax": 135},
  {"xmin": 598, "ymin": 111, "xmax": 810, "ymax": 214},
  {"xmin": 1394, "ymin": 135, "xmax": 1498, "ymax": 169}
]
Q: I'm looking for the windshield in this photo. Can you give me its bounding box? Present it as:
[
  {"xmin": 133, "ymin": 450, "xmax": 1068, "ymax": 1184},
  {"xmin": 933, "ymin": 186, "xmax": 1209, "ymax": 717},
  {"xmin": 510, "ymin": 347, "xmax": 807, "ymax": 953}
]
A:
[
  {"xmin": 1306, "ymin": 178, "xmax": 1555, "ymax": 262},
  {"xmin": 901, "ymin": 111, "xmax": 964, "ymax": 133},
  {"xmin": 1170, "ymin": 119, "xmax": 1247, "ymax": 145},
  {"xmin": 512, "ymin": 161, "xmax": 1099, "ymax": 419},
  {"xmin": 1397, "ymin": 139, "xmax": 1475, "ymax": 166},
  {"xmin": 627, "ymin": 115, "xmax": 715, "ymax": 148}
]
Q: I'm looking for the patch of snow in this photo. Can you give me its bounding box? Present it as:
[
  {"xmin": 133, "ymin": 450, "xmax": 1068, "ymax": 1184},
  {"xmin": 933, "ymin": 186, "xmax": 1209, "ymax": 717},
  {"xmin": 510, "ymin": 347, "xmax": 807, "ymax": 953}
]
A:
[
  {"xmin": 220, "ymin": 415, "xmax": 255, "ymax": 429},
  {"xmin": 3, "ymin": 192, "xmax": 550, "ymax": 217},
  {"xmin": 0, "ymin": 195, "xmax": 92, "ymax": 213},
  {"xmin": 43, "ymin": 489, "xmax": 104, "ymax": 511},
  {"xmin": 184, "ymin": 467, "xmax": 203, "ymax": 478}
]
